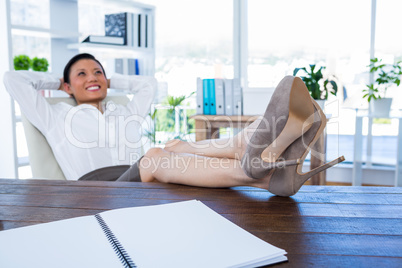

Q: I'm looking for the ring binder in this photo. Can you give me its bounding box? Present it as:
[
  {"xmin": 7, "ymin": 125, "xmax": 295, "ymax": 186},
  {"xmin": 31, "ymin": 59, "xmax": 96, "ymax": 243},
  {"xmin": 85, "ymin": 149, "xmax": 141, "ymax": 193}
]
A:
[
  {"xmin": 95, "ymin": 214, "xmax": 137, "ymax": 268},
  {"xmin": 197, "ymin": 78, "xmax": 243, "ymax": 116}
]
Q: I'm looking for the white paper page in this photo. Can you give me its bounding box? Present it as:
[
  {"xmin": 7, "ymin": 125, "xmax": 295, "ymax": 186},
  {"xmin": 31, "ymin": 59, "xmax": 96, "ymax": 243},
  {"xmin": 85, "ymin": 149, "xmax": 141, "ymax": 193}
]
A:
[
  {"xmin": 241, "ymin": 255, "xmax": 288, "ymax": 268},
  {"xmin": 0, "ymin": 215, "xmax": 123, "ymax": 268},
  {"xmin": 100, "ymin": 200, "xmax": 287, "ymax": 268}
]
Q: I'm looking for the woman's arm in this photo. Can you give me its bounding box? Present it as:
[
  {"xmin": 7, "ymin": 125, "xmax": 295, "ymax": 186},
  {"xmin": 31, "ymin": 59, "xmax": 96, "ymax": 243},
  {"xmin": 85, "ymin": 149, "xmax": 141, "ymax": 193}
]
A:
[
  {"xmin": 109, "ymin": 73, "xmax": 157, "ymax": 119},
  {"xmin": 3, "ymin": 71, "xmax": 62, "ymax": 134}
]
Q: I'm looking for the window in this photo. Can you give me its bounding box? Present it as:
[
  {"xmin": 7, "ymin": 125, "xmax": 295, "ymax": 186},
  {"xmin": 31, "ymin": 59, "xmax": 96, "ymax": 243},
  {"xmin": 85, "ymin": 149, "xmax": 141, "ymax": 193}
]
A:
[
  {"xmin": 142, "ymin": 0, "xmax": 234, "ymax": 97},
  {"xmin": 248, "ymin": 0, "xmax": 372, "ymax": 163},
  {"xmin": 248, "ymin": 0, "xmax": 370, "ymax": 90},
  {"xmin": 376, "ymin": 0, "xmax": 402, "ymax": 61},
  {"xmin": 375, "ymin": 0, "xmax": 402, "ymax": 107},
  {"xmin": 11, "ymin": 0, "xmax": 51, "ymax": 62},
  {"xmin": 10, "ymin": 0, "xmax": 52, "ymax": 179},
  {"xmin": 10, "ymin": 0, "xmax": 49, "ymax": 28},
  {"xmin": 248, "ymin": 0, "xmax": 402, "ymax": 168}
]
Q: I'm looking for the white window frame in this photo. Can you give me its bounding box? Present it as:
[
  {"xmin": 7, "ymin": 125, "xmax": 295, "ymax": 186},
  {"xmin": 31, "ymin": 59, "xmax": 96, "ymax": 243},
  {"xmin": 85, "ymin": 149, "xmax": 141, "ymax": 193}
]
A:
[{"xmin": 0, "ymin": 0, "xmax": 18, "ymax": 178}]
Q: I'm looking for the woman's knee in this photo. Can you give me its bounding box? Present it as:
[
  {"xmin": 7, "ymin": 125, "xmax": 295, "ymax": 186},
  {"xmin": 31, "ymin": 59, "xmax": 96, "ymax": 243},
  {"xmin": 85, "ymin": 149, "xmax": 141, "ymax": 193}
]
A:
[
  {"xmin": 138, "ymin": 148, "xmax": 161, "ymax": 182},
  {"xmin": 140, "ymin": 147, "xmax": 164, "ymax": 173},
  {"xmin": 143, "ymin": 147, "xmax": 164, "ymax": 158},
  {"xmin": 164, "ymin": 139, "xmax": 185, "ymax": 153}
]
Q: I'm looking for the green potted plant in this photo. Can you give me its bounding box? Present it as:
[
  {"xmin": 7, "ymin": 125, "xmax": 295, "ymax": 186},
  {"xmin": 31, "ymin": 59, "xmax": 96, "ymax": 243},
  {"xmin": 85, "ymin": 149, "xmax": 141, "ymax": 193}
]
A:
[
  {"xmin": 31, "ymin": 57, "xmax": 49, "ymax": 72},
  {"xmin": 13, "ymin": 55, "xmax": 31, "ymax": 70},
  {"xmin": 145, "ymin": 92, "xmax": 195, "ymax": 146},
  {"xmin": 293, "ymin": 64, "xmax": 338, "ymax": 108},
  {"xmin": 363, "ymin": 58, "xmax": 401, "ymax": 117}
]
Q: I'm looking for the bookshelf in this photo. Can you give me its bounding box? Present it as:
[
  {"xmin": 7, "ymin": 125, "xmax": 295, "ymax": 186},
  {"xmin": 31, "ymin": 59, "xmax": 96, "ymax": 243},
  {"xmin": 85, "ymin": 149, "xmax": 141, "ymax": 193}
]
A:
[
  {"xmin": 70, "ymin": 0, "xmax": 155, "ymax": 77},
  {"xmin": 1, "ymin": 0, "xmax": 155, "ymax": 178}
]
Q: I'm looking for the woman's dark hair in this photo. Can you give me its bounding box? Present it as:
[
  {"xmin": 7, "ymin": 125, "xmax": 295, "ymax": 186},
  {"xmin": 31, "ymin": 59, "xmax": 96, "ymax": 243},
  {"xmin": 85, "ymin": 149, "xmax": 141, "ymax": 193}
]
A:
[{"xmin": 63, "ymin": 53, "xmax": 106, "ymax": 84}]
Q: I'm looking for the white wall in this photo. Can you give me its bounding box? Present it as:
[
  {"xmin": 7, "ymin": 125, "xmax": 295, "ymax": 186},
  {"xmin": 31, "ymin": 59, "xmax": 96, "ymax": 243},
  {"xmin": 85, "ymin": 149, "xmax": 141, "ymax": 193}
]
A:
[{"xmin": 0, "ymin": 0, "xmax": 17, "ymax": 178}]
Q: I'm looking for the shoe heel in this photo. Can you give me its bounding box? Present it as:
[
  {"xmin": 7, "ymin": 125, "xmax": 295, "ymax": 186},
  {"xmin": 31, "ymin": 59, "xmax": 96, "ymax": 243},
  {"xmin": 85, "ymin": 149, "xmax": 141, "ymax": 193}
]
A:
[
  {"xmin": 300, "ymin": 155, "xmax": 345, "ymax": 180},
  {"xmin": 268, "ymin": 155, "xmax": 345, "ymax": 197}
]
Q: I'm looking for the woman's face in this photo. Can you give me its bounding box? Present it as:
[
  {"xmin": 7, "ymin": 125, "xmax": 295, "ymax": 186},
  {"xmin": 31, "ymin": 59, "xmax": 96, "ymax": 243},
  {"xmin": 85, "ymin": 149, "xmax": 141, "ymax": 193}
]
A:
[{"xmin": 64, "ymin": 59, "xmax": 107, "ymax": 105}]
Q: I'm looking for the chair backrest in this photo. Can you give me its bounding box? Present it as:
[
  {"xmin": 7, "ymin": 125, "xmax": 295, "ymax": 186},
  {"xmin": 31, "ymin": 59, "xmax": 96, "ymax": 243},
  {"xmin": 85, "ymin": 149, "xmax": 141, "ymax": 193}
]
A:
[{"xmin": 22, "ymin": 95, "xmax": 130, "ymax": 180}]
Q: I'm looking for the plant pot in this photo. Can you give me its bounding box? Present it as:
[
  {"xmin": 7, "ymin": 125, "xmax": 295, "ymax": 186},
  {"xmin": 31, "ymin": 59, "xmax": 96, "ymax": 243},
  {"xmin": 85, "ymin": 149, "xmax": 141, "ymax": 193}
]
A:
[
  {"xmin": 369, "ymin": 98, "xmax": 393, "ymax": 118},
  {"xmin": 315, "ymin": 99, "xmax": 326, "ymax": 110},
  {"xmin": 314, "ymin": 99, "xmax": 326, "ymax": 114}
]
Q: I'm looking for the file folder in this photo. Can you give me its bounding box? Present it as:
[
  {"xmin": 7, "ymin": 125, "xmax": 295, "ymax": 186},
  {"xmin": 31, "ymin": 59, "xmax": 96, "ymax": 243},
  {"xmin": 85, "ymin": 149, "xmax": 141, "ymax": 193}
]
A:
[
  {"xmin": 233, "ymin": 78, "xmax": 242, "ymax": 115},
  {"xmin": 215, "ymin": 79, "xmax": 225, "ymax": 115},
  {"xmin": 203, "ymin": 79, "xmax": 210, "ymax": 115},
  {"xmin": 196, "ymin": 77, "xmax": 204, "ymax": 115},
  {"xmin": 224, "ymin": 79, "xmax": 233, "ymax": 116},
  {"xmin": 207, "ymin": 79, "xmax": 216, "ymax": 115}
]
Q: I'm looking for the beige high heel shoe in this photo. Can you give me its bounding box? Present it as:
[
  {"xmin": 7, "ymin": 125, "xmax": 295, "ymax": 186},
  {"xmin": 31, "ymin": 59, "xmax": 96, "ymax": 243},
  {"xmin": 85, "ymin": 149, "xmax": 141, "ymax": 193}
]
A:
[
  {"xmin": 266, "ymin": 99, "xmax": 345, "ymax": 196},
  {"xmin": 240, "ymin": 75, "xmax": 344, "ymax": 196},
  {"xmin": 241, "ymin": 76, "xmax": 316, "ymax": 179}
]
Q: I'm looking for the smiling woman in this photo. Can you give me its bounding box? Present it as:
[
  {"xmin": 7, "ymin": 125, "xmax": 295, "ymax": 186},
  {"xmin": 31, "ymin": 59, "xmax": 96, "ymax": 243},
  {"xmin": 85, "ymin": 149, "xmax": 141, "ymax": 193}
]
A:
[
  {"xmin": 60, "ymin": 53, "xmax": 108, "ymax": 111},
  {"xmin": 3, "ymin": 53, "xmax": 158, "ymax": 181}
]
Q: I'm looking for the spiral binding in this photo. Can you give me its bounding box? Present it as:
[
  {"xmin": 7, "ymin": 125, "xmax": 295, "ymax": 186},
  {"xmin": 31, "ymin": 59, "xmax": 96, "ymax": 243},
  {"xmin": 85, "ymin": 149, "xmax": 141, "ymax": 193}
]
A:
[{"xmin": 95, "ymin": 214, "xmax": 137, "ymax": 268}]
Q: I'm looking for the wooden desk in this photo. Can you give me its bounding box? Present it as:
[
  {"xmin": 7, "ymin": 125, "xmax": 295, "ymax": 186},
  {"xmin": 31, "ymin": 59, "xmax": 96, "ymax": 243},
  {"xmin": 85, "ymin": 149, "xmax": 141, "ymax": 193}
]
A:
[
  {"xmin": 191, "ymin": 114, "xmax": 327, "ymax": 185},
  {"xmin": 191, "ymin": 115, "xmax": 259, "ymax": 141},
  {"xmin": 1, "ymin": 178, "xmax": 401, "ymax": 267}
]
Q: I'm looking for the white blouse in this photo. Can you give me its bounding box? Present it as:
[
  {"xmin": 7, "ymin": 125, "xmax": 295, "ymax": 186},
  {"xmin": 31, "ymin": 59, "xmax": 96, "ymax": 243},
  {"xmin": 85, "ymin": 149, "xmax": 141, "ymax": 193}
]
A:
[{"xmin": 3, "ymin": 71, "xmax": 157, "ymax": 180}]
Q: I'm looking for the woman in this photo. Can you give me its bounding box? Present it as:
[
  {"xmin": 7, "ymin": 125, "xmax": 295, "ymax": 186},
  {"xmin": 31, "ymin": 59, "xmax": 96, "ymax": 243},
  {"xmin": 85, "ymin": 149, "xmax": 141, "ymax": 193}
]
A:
[
  {"xmin": 4, "ymin": 53, "xmax": 344, "ymax": 196},
  {"xmin": 4, "ymin": 53, "xmax": 156, "ymax": 182}
]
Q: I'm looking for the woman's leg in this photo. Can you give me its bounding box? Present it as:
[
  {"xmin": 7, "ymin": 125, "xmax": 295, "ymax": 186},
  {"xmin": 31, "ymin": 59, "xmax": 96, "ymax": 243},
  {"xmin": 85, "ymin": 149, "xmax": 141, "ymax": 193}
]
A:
[
  {"xmin": 116, "ymin": 117, "xmax": 264, "ymax": 184},
  {"xmin": 164, "ymin": 116, "xmax": 263, "ymax": 160},
  {"xmin": 139, "ymin": 147, "xmax": 271, "ymax": 189}
]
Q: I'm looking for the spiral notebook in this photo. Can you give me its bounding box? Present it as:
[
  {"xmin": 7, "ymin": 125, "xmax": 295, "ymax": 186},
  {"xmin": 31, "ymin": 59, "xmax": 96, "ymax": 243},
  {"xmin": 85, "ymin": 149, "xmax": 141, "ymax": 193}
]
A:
[{"xmin": 0, "ymin": 200, "xmax": 287, "ymax": 267}]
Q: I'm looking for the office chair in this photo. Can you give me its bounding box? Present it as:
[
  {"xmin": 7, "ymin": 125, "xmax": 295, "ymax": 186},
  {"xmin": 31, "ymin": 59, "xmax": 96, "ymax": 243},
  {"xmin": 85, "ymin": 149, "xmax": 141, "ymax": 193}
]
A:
[{"xmin": 21, "ymin": 95, "xmax": 131, "ymax": 180}]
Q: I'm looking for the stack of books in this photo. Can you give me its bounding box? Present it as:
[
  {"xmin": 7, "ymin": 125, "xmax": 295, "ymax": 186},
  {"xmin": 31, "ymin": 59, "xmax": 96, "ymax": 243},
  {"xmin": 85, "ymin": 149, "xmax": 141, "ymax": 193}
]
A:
[
  {"xmin": 82, "ymin": 11, "xmax": 152, "ymax": 48},
  {"xmin": 197, "ymin": 78, "xmax": 243, "ymax": 116},
  {"xmin": 104, "ymin": 12, "xmax": 152, "ymax": 48}
]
